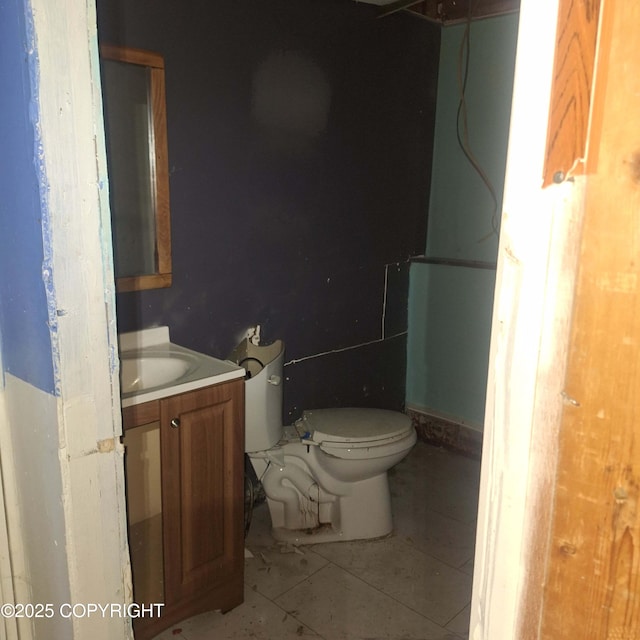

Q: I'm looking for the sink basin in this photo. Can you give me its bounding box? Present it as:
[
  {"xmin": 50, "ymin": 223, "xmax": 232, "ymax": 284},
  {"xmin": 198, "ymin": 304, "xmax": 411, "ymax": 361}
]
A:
[
  {"xmin": 120, "ymin": 353, "xmax": 195, "ymax": 394},
  {"xmin": 118, "ymin": 327, "xmax": 245, "ymax": 408}
]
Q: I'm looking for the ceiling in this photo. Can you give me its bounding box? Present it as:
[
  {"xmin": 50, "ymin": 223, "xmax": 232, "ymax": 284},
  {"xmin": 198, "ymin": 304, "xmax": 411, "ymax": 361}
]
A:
[{"xmin": 367, "ymin": 0, "xmax": 520, "ymax": 23}]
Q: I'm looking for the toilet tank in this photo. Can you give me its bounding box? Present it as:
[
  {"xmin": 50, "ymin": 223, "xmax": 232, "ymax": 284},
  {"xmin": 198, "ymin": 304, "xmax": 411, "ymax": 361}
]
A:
[{"xmin": 229, "ymin": 338, "xmax": 284, "ymax": 452}]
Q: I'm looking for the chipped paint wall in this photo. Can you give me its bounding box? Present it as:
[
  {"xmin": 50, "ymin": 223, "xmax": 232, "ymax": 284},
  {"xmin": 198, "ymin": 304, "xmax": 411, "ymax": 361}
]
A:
[
  {"xmin": 0, "ymin": 0, "xmax": 131, "ymax": 637},
  {"xmin": 98, "ymin": 0, "xmax": 441, "ymax": 421},
  {"xmin": 0, "ymin": 1, "xmax": 73, "ymax": 635}
]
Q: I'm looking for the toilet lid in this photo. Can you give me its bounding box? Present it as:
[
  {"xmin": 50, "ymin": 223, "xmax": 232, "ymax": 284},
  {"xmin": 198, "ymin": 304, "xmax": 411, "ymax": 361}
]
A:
[{"xmin": 300, "ymin": 408, "xmax": 412, "ymax": 446}]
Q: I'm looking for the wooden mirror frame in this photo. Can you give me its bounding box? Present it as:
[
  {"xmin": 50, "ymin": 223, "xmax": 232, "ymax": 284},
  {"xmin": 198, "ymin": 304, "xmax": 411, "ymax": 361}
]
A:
[{"xmin": 100, "ymin": 44, "xmax": 172, "ymax": 293}]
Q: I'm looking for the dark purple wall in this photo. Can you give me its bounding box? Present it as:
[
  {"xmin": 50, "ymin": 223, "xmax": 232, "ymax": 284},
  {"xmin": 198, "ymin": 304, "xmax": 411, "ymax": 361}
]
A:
[{"xmin": 97, "ymin": 0, "xmax": 440, "ymax": 421}]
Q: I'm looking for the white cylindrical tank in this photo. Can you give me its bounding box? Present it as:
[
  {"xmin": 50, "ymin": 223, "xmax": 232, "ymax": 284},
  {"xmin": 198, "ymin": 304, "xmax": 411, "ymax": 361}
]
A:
[{"xmin": 229, "ymin": 338, "xmax": 284, "ymax": 452}]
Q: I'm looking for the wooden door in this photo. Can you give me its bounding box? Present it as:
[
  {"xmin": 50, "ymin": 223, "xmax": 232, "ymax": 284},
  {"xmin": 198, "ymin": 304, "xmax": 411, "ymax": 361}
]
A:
[{"xmin": 160, "ymin": 379, "xmax": 244, "ymax": 612}]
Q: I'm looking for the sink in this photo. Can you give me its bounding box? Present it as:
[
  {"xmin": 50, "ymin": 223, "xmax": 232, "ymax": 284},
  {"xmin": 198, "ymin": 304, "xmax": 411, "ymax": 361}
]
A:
[
  {"xmin": 120, "ymin": 353, "xmax": 196, "ymax": 394},
  {"xmin": 118, "ymin": 327, "xmax": 245, "ymax": 408}
]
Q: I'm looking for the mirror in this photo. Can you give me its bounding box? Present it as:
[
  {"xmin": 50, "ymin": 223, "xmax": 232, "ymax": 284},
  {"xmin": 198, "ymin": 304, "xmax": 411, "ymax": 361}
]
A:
[{"xmin": 100, "ymin": 45, "xmax": 172, "ymax": 292}]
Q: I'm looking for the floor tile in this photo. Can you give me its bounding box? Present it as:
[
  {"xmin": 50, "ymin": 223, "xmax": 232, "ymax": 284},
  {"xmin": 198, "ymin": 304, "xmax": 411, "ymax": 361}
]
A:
[
  {"xmin": 446, "ymin": 603, "xmax": 470, "ymax": 637},
  {"xmin": 389, "ymin": 444, "xmax": 481, "ymax": 524},
  {"xmin": 245, "ymin": 536, "xmax": 330, "ymax": 599},
  {"xmin": 275, "ymin": 563, "xmax": 458, "ymax": 640},
  {"xmin": 311, "ymin": 536, "xmax": 472, "ymax": 626},
  {"xmin": 173, "ymin": 586, "xmax": 322, "ymax": 639},
  {"xmin": 392, "ymin": 502, "xmax": 476, "ymax": 569},
  {"xmin": 151, "ymin": 441, "xmax": 479, "ymax": 640},
  {"xmin": 458, "ymin": 556, "xmax": 474, "ymax": 576},
  {"xmin": 396, "ymin": 443, "xmax": 480, "ymax": 485},
  {"xmin": 245, "ymin": 498, "xmax": 277, "ymax": 548},
  {"xmin": 152, "ymin": 625, "xmax": 187, "ymax": 639}
]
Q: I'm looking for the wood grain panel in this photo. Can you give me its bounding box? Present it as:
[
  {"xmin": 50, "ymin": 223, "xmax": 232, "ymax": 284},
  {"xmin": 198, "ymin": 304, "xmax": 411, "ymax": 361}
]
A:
[
  {"xmin": 540, "ymin": 1, "xmax": 640, "ymax": 636},
  {"xmin": 100, "ymin": 44, "xmax": 164, "ymax": 69},
  {"xmin": 543, "ymin": 0, "xmax": 601, "ymax": 186},
  {"xmin": 116, "ymin": 272, "xmax": 172, "ymax": 293},
  {"xmin": 160, "ymin": 379, "xmax": 244, "ymax": 607},
  {"xmin": 179, "ymin": 402, "xmax": 226, "ymax": 575},
  {"xmin": 150, "ymin": 64, "xmax": 172, "ymax": 277},
  {"xmin": 122, "ymin": 399, "xmax": 160, "ymax": 429}
]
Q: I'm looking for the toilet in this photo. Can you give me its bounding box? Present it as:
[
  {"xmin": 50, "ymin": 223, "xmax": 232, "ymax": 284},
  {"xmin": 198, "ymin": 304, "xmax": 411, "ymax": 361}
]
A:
[{"xmin": 230, "ymin": 338, "xmax": 417, "ymax": 545}]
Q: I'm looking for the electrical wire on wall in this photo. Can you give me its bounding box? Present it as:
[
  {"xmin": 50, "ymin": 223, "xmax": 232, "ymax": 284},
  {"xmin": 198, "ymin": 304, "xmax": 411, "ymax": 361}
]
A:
[{"xmin": 456, "ymin": 1, "xmax": 501, "ymax": 239}]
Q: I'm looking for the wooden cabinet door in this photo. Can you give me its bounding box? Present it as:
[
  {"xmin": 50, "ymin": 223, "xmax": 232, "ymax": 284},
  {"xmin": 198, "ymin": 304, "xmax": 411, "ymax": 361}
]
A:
[{"xmin": 160, "ymin": 379, "xmax": 244, "ymax": 609}]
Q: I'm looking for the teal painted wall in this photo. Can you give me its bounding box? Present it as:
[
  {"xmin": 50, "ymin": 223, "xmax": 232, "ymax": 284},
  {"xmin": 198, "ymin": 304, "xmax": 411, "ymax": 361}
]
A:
[
  {"xmin": 407, "ymin": 264, "xmax": 495, "ymax": 427},
  {"xmin": 406, "ymin": 13, "xmax": 519, "ymax": 428},
  {"xmin": 427, "ymin": 14, "xmax": 519, "ymax": 261}
]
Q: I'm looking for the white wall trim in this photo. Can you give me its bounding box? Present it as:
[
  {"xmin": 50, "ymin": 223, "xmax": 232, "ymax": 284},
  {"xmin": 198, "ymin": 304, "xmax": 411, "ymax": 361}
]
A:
[
  {"xmin": 0, "ymin": 392, "xmax": 23, "ymax": 640},
  {"xmin": 29, "ymin": 0, "xmax": 131, "ymax": 637},
  {"xmin": 469, "ymin": 0, "xmax": 585, "ymax": 637}
]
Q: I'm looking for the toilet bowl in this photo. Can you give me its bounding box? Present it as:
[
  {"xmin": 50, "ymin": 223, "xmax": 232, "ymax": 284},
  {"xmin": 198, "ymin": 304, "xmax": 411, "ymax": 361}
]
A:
[{"xmin": 230, "ymin": 338, "xmax": 416, "ymax": 545}]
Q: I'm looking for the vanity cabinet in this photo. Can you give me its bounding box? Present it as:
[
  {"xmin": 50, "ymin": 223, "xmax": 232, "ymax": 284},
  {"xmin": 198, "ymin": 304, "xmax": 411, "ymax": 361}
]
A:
[{"xmin": 122, "ymin": 378, "xmax": 245, "ymax": 639}]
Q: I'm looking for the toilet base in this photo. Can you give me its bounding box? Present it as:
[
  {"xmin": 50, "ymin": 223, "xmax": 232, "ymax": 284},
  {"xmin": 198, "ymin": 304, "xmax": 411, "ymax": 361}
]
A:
[
  {"xmin": 270, "ymin": 523, "xmax": 394, "ymax": 546},
  {"xmin": 264, "ymin": 472, "xmax": 394, "ymax": 545}
]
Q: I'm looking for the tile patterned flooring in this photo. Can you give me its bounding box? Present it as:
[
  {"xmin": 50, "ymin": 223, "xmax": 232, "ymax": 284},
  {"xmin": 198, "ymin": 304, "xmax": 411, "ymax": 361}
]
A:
[{"xmin": 153, "ymin": 442, "xmax": 481, "ymax": 640}]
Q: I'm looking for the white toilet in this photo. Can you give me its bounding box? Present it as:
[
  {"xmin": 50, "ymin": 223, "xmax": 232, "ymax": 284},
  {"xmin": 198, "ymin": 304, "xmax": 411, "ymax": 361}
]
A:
[{"xmin": 231, "ymin": 338, "xmax": 417, "ymax": 544}]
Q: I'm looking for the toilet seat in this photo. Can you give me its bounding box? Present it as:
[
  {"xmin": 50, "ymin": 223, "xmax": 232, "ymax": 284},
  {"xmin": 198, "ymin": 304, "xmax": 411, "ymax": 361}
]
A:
[{"xmin": 297, "ymin": 408, "xmax": 414, "ymax": 452}]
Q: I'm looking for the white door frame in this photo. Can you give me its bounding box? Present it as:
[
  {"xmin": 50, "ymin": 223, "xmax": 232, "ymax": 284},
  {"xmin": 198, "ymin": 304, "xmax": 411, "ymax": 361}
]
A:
[{"xmin": 470, "ymin": 0, "xmax": 588, "ymax": 637}]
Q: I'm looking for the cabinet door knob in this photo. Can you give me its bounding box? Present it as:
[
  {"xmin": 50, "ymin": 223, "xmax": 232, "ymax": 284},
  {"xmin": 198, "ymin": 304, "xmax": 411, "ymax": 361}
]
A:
[{"xmin": 170, "ymin": 418, "xmax": 181, "ymax": 429}]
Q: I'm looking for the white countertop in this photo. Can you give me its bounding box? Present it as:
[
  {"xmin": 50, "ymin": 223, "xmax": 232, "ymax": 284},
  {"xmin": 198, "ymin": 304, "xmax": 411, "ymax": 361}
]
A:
[{"xmin": 119, "ymin": 327, "xmax": 245, "ymax": 408}]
